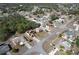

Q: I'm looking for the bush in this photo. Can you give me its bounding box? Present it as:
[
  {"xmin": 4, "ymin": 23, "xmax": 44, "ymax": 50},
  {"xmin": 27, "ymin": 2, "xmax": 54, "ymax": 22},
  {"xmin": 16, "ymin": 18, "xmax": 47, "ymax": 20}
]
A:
[
  {"xmin": 66, "ymin": 50, "xmax": 72, "ymax": 55},
  {"xmin": 60, "ymin": 45, "xmax": 65, "ymax": 49},
  {"xmin": 12, "ymin": 48, "xmax": 19, "ymax": 53}
]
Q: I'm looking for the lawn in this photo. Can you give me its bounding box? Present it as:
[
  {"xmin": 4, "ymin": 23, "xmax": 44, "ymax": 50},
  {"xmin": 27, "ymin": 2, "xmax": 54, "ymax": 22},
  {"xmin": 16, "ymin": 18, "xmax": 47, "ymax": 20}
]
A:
[{"xmin": 35, "ymin": 32, "xmax": 48, "ymax": 40}]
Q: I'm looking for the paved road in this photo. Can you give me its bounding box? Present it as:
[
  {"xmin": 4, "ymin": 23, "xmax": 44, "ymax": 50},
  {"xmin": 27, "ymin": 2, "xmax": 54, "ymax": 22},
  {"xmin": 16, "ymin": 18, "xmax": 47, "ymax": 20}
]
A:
[
  {"xmin": 24, "ymin": 28, "xmax": 67, "ymax": 55},
  {"xmin": 23, "ymin": 18, "xmax": 75, "ymax": 55}
]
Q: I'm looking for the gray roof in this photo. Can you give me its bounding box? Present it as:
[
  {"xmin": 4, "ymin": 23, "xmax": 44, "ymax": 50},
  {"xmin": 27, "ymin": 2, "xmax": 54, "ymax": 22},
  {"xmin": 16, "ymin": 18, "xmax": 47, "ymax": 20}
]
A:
[
  {"xmin": 66, "ymin": 31, "xmax": 74, "ymax": 36},
  {"xmin": 0, "ymin": 44, "xmax": 10, "ymax": 54}
]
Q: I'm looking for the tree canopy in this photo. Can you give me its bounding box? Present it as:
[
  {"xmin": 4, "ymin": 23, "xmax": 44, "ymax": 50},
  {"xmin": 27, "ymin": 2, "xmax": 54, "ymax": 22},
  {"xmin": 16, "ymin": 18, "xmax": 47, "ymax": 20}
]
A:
[
  {"xmin": 0, "ymin": 14, "xmax": 40, "ymax": 42},
  {"xmin": 76, "ymin": 37, "xmax": 79, "ymax": 47},
  {"xmin": 33, "ymin": 8, "xmax": 44, "ymax": 15},
  {"xmin": 50, "ymin": 15, "xmax": 59, "ymax": 21}
]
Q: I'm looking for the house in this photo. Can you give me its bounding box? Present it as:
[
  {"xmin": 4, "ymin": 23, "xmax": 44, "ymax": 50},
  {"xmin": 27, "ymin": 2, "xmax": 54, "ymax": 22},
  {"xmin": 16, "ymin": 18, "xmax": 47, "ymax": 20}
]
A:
[
  {"xmin": 58, "ymin": 39, "xmax": 71, "ymax": 50},
  {"xmin": 35, "ymin": 28, "xmax": 43, "ymax": 32},
  {"xmin": 62, "ymin": 29, "xmax": 75, "ymax": 40},
  {"xmin": 19, "ymin": 4, "xmax": 23, "ymax": 7},
  {"xmin": 24, "ymin": 31, "xmax": 40, "ymax": 43},
  {"xmin": 45, "ymin": 25, "xmax": 51, "ymax": 32},
  {"xmin": 60, "ymin": 29, "xmax": 75, "ymax": 50},
  {"xmin": 53, "ymin": 18, "xmax": 65, "ymax": 27},
  {"xmin": 73, "ymin": 21, "xmax": 79, "ymax": 31},
  {"xmin": 60, "ymin": 15, "xmax": 67, "ymax": 19},
  {"xmin": 3, "ymin": 13, "xmax": 9, "ymax": 16},
  {"xmin": 32, "ymin": 6, "xmax": 39, "ymax": 12},
  {"xmin": 24, "ymin": 32, "xmax": 33, "ymax": 41},
  {"xmin": 10, "ymin": 36, "xmax": 25, "ymax": 48},
  {"xmin": 62, "ymin": 29, "xmax": 75, "ymax": 49},
  {"xmin": 62, "ymin": 41, "xmax": 71, "ymax": 50},
  {"xmin": 0, "ymin": 43, "xmax": 12, "ymax": 55}
]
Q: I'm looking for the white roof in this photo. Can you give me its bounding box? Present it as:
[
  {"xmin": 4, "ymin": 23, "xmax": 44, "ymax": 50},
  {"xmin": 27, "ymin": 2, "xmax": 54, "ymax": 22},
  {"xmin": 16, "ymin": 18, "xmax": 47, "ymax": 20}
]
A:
[{"xmin": 62, "ymin": 41, "xmax": 71, "ymax": 50}]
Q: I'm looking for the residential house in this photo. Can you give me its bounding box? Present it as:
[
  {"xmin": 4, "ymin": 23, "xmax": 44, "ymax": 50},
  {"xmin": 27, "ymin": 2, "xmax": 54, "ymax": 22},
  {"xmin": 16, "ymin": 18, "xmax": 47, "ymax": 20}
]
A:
[
  {"xmin": 53, "ymin": 18, "xmax": 65, "ymax": 27},
  {"xmin": 73, "ymin": 21, "xmax": 79, "ymax": 31},
  {"xmin": 24, "ymin": 31, "xmax": 39, "ymax": 43},
  {"xmin": 62, "ymin": 29, "xmax": 75, "ymax": 41},
  {"xmin": 60, "ymin": 29, "xmax": 75, "ymax": 50},
  {"xmin": 60, "ymin": 41, "xmax": 71, "ymax": 50},
  {"xmin": 10, "ymin": 36, "xmax": 25, "ymax": 49}
]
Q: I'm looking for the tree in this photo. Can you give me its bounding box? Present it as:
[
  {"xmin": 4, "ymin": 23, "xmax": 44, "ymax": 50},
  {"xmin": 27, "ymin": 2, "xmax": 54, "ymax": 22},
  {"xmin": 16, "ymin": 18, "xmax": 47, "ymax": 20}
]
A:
[
  {"xmin": 0, "ymin": 29, "xmax": 10, "ymax": 42},
  {"xmin": 0, "ymin": 14, "xmax": 40, "ymax": 42},
  {"xmin": 59, "ymin": 34, "xmax": 62, "ymax": 38},
  {"xmin": 50, "ymin": 15, "xmax": 59, "ymax": 21},
  {"xmin": 76, "ymin": 37, "xmax": 79, "ymax": 47},
  {"xmin": 33, "ymin": 8, "xmax": 44, "ymax": 15}
]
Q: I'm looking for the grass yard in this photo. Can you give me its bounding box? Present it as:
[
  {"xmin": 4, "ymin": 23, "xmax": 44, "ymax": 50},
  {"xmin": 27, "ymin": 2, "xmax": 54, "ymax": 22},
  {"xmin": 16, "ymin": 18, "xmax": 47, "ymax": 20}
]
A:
[{"xmin": 35, "ymin": 32, "xmax": 48, "ymax": 40}]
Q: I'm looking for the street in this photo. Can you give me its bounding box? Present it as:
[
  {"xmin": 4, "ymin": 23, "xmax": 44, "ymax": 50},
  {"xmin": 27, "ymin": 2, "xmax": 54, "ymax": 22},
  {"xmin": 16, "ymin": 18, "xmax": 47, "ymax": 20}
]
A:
[{"xmin": 23, "ymin": 17, "xmax": 75, "ymax": 55}]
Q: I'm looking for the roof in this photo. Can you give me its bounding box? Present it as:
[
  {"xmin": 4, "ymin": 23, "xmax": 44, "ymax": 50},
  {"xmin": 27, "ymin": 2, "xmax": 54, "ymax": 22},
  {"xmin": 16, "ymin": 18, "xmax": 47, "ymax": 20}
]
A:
[
  {"xmin": 62, "ymin": 41, "xmax": 71, "ymax": 50},
  {"xmin": 0, "ymin": 44, "xmax": 11, "ymax": 54},
  {"xmin": 53, "ymin": 20, "xmax": 62, "ymax": 27},
  {"xmin": 66, "ymin": 31, "xmax": 74, "ymax": 36},
  {"xmin": 65, "ymin": 29, "xmax": 74, "ymax": 38}
]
